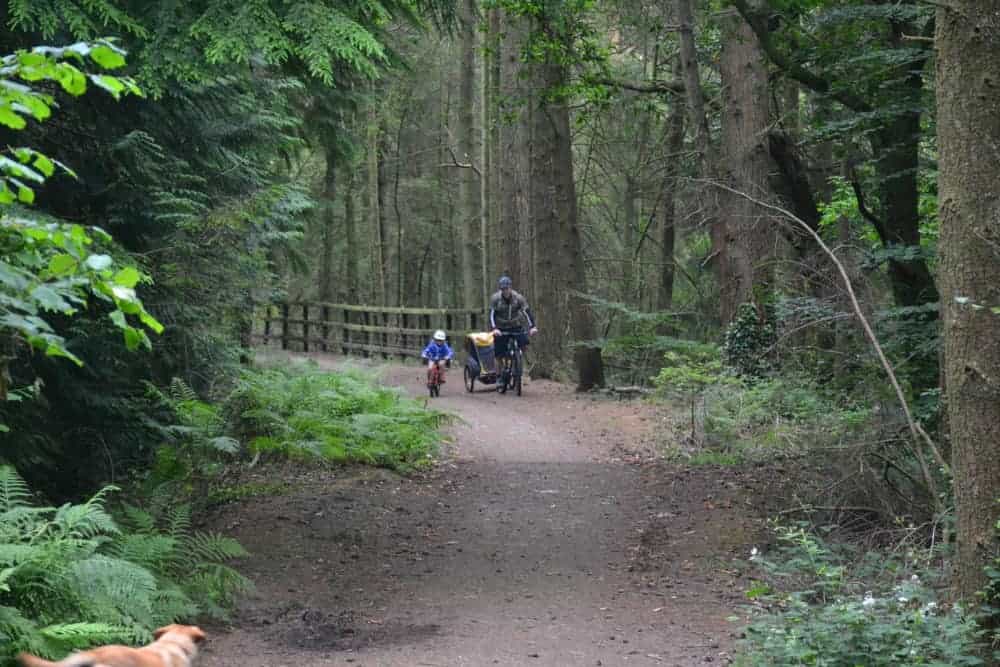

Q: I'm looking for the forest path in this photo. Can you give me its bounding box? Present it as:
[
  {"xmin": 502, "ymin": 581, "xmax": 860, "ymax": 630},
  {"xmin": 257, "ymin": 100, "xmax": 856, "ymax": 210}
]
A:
[{"xmin": 199, "ymin": 353, "xmax": 765, "ymax": 666}]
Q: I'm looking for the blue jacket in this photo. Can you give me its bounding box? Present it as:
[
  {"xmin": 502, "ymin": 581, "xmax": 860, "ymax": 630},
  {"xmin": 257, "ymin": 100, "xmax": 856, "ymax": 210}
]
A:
[{"xmin": 421, "ymin": 340, "xmax": 453, "ymax": 361}]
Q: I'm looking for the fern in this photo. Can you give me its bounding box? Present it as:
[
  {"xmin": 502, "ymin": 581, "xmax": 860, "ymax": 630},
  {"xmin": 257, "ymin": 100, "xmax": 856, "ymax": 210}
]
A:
[
  {"xmin": 0, "ymin": 466, "xmax": 250, "ymax": 664},
  {"xmin": 0, "ymin": 467, "xmax": 31, "ymax": 513}
]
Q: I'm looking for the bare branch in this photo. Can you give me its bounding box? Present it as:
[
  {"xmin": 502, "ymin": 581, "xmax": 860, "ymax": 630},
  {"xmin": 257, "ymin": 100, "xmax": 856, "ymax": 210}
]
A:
[
  {"xmin": 591, "ymin": 77, "xmax": 684, "ymax": 95},
  {"xmin": 439, "ymin": 145, "xmax": 482, "ymax": 178}
]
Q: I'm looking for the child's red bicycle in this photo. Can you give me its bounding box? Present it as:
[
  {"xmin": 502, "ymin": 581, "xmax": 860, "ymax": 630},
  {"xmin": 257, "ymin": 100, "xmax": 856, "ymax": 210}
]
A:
[{"xmin": 427, "ymin": 361, "xmax": 447, "ymax": 397}]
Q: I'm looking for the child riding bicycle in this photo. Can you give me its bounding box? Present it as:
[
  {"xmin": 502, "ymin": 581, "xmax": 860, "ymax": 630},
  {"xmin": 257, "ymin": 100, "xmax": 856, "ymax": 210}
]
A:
[{"xmin": 421, "ymin": 329, "xmax": 454, "ymax": 389}]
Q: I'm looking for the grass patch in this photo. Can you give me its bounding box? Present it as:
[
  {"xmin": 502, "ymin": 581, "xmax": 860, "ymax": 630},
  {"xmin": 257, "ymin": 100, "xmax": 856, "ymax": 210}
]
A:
[{"xmin": 226, "ymin": 362, "xmax": 447, "ymax": 471}]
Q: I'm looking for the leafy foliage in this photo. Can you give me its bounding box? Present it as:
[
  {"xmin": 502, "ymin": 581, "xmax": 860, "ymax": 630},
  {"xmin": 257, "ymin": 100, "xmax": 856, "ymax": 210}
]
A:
[
  {"xmin": 0, "ymin": 43, "xmax": 161, "ymax": 371},
  {"xmin": 722, "ymin": 302, "xmax": 777, "ymax": 379},
  {"xmin": 226, "ymin": 361, "xmax": 446, "ymax": 470},
  {"xmin": 0, "ymin": 466, "xmax": 249, "ymax": 664},
  {"xmin": 736, "ymin": 524, "xmax": 984, "ymax": 666}
]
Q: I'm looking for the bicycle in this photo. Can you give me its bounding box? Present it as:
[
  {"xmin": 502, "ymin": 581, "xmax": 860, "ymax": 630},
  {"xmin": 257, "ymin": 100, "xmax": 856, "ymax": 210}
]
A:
[
  {"xmin": 426, "ymin": 360, "xmax": 448, "ymax": 398},
  {"xmin": 495, "ymin": 329, "xmax": 525, "ymax": 396}
]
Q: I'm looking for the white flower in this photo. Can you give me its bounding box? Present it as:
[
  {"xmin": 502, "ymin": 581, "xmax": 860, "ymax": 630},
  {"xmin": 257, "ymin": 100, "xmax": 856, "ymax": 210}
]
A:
[
  {"xmin": 749, "ymin": 547, "xmax": 759, "ymax": 561},
  {"xmin": 862, "ymin": 593, "xmax": 876, "ymax": 608},
  {"xmin": 910, "ymin": 574, "xmax": 920, "ymax": 583},
  {"xmin": 897, "ymin": 596, "xmax": 908, "ymax": 604}
]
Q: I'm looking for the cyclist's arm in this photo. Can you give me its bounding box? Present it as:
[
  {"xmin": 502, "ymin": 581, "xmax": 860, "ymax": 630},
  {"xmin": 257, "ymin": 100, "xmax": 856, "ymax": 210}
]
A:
[{"xmin": 519, "ymin": 294, "xmax": 535, "ymax": 329}]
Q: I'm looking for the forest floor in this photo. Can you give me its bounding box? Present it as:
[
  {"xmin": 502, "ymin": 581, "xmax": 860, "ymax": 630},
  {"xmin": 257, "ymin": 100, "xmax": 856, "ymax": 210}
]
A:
[{"xmin": 198, "ymin": 352, "xmax": 775, "ymax": 666}]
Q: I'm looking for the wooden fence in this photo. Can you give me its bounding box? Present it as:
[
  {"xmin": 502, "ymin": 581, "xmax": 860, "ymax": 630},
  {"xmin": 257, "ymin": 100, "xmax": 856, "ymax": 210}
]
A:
[{"xmin": 253, "ymin": 302, "xmax": 483, "ymax": 359}]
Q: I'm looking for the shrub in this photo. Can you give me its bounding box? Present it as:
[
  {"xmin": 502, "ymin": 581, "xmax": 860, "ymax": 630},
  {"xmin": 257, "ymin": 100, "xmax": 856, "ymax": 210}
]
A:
[
  {"xmin": 723, "ymin": 302, "xmax": 777, "ymax": 379},
  {"xmin": 736, "ymin": 525, "xmax": 984, "ymax": 666},
  {"xmin": 225, "ymin": 362, "xmax": 446, "ymax": 470},
  {"xmin": 0, "ymin": 466, "xmax": 250, "ymax": 664}
]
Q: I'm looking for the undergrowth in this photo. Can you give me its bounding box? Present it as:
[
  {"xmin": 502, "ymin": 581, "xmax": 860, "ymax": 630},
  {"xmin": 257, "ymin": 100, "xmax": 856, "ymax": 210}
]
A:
[
  {"xmin": 735, "ymin": 524, "xmax": 984, "ymax": 666},
  {"xmin": 0, "ymin": 466, "xmax": 250, "ymax": 665},
  {"xmin": 225, "ymin": 362, "xmax": 446, "ymax": 470}
]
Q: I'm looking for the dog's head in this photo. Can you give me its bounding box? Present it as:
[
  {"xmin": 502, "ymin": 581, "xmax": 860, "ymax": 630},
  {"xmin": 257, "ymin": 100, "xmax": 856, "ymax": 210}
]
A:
[{"xmin": 153, "ymin": 624, "xmax": 207, "ymax": 644}]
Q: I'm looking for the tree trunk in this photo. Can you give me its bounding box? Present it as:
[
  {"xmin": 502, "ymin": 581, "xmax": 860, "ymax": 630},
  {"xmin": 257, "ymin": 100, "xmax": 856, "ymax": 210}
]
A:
[
  {"xmin": 528, "ymin": 50, "xmax": 603, "ymax": 389},
  {"xmin": 936, "ymin": 0, "xmax": 1000, "ymax": 604},
  {"xmin": 344, "ymin": 170, "xmax": 359, "ymax": 303},
  {"xmin": 458, "ymin": 0, "xmax": 481, "ymax": 309},
  {"xmin": 676, "ymin": 0, "xmax": 724, "ymax": 324},
  {"xmin": 499, "ymin": 9, "xmax": 530, "ymax": 287},
  {"xmin": 319, "ymin": 147, "xmax": 337, "ymax": 302},
  {"xmin": 659, "ymin": 61, "xmax": 686, "ymax": 312},
  {"xmin": 367, "ymin": 101, "xmax": 386, "ymax": 305},
  {"xmin": 717, "ymin": 5, "xmax": 774, "ymax": 324}
]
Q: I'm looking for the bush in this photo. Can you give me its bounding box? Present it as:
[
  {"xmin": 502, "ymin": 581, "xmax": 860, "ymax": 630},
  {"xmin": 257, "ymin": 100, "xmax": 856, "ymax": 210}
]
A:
[
  {"xmin": 736, "ymin": 525, "xmax": 984, "ymax": 666},
  {"xmin": 703, "ymin": 377, "xmax": 869, "ymax": 459},
  {"xmin": 225, "ymin": 362, "xmax": 446, "ymax": 470},
  {"xmin": 723, "ymin": 302, "xmax": 777, "ymax": 379},
  {"xmin": 0, "ymin": 466, "xmax": 250, "ymax": 664}
]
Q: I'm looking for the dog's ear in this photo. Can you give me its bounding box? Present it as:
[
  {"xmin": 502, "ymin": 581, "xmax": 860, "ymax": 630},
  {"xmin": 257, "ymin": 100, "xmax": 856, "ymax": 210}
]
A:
[
  {"xmin": 153, "ymin": 625, "xmax": 171, "ymax": 640},
  {"xmin": 186, "ymin": 626, "xmax": 207, "ymax": 644}
]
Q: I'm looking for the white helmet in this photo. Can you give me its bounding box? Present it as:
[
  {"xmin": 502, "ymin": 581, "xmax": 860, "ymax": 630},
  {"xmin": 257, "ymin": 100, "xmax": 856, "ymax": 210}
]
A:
[{"xmin": 433, "ymin": 329, "xmax": 447, "ymax": 341}]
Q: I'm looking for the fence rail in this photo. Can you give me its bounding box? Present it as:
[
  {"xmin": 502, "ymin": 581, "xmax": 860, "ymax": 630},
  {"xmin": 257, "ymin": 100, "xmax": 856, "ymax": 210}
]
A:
[{"xmin": 253, "ymin": 301, "xmax": 483, "ymax": 359}]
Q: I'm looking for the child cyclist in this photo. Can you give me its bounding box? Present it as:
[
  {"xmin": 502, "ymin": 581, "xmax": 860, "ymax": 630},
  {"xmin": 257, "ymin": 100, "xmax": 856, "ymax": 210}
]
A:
[{"xmin": 421, "ymin": 329, "xmax": 454, "ymax": 387}]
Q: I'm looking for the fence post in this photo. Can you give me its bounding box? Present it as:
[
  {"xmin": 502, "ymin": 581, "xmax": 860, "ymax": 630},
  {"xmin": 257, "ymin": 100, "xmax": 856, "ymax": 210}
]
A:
[
  {"xmin": 381, "ymin": 312, "xmax": 389, "ymax": 359},
  {"xmin": 470, "ymin": 311, "xmax": 478, "ymax": 332},
  {"xmin": 281, "ymin": 303, "xmax": 290, "ymax": 350},
  {"xmin": 402, "ymin": 312, "xmax": 410, "ymax": 361},
  {"xmin": 321, "ymin": 305, "xmax": 330, "ymax": 352},
  {"xmin": 363, "ymin": 311, "xmax": 371, "ymax": 358},
  {"xmin": 302, "ymin": 304, "xmax": 310, "ymax": 352},
  {"xmin": 342, "ymin": 308, "xmax": 350, "ymax": 355},
  {"xmin": 263, "ymin": 305, "xmax": 272, "ymax": 345}
]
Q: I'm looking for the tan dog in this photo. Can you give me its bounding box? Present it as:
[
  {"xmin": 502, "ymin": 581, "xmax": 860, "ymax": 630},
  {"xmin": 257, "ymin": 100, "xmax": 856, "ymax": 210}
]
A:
[{"xmin": 17, "ymin": 624, "xmax": 206, "ymax": 667}]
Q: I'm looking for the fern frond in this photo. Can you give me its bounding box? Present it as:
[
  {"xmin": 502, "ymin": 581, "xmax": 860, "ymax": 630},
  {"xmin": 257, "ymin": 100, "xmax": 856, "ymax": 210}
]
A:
[
  {"xmin": 52, "ymin": 491, "xmax": 120, "ymax": 540},
  {"xmin": 107, "ymin": 534, "xmax": 179, "ymax": 573},
  {"xmin": 0, "ymin": 466, "xmax": 31, "ymax": 513},
  {"xmin": 150, "ymin": 588, "xmax": 198, "ymax": 624},
  {"xmin": 117, "ymin": 504, "xmax": 156, "ymax": 534},
  {"xmin": 39, "ymin": 622, "xmax": 143, "ymax": 649},
  {"xmin": 182, "ymin": 533, "xmax": 248, "ymax": 565},
  {"xmin": 66, "ymin": 556, "xmax": 157, "ymax": 627},
  {"xmin": 164, "ymin": 505, "xmax": 191, "ymax": 539}
]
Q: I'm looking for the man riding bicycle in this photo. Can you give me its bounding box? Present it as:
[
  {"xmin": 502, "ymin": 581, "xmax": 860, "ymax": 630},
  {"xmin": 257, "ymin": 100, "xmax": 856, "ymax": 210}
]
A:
[{"xmin": 489, "ymin": 275, "xmax": 538, "ymax": 361}]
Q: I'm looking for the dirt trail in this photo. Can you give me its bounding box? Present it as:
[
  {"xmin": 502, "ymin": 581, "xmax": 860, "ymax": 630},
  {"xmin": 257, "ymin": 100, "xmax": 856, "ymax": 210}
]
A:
[{"xmin": 200, "ymin": 355, "xmax": 764, "ymax": 666}]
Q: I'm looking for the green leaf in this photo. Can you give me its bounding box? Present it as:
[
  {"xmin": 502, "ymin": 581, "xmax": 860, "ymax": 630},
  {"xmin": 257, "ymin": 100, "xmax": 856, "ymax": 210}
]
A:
[
  {"xmin": 139, "ymin": 310, "xmax": 164, "ymax": 334},
  {"xmin": 56, "ymin": 64, "xmax": 88, "ymax": 96},
  {"xmin": 30, "ymin": 285, "xmax": 71, "ymax": 312},
  {"xmin": 90, "ymin": 75, "xmax": 125, "ymax": 99},
  {"xmin": 16, "ymin": 183, "xmax": 34, "ymax": 204},
  {"xmin": 123, "ymin": 326, "xmax": 150, "ymax": 351},
  {"xmin": 48, "ymin": 254, "xmax": 77, "ymax": 276},
  {"xmin": 112, "ymin": 266, "xmax": 141, "ymax": 288},
  {"xmin": 84, "ymin": 254, "xmax": 113, "ymax": 271},
  {"xmin": 109, "ymin": 310, "xmax": 127, "ymax": 328},
  {"xmin": 90, "ymin": 45, "xmax": 127, "ymax": 70},
  {"xmin": 0, "ymin": 106, "xmax": 27, "ymax": 130},
  {"xmin": 32, "ymin": 153, "xmax": 54, "ymax": 177}
]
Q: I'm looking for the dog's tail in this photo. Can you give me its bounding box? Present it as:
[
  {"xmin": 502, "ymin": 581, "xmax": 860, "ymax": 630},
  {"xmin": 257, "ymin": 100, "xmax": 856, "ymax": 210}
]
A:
[{"xmin": 17, "ymin": 653, "xmax": 93, "ymax": 667}]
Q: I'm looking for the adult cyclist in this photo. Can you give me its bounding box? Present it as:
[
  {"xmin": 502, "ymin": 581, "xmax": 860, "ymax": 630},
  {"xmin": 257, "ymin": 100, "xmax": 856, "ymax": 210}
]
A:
[{"xmin": 489, "ymin": 275, "xmax": 538, "ymax": 364}]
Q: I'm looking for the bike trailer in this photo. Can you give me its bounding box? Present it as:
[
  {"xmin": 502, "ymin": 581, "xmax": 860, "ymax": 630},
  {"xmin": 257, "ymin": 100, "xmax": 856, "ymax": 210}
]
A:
[{"xmin": 465, "ymin": 331, "xmax": 497, "ymax": 378}]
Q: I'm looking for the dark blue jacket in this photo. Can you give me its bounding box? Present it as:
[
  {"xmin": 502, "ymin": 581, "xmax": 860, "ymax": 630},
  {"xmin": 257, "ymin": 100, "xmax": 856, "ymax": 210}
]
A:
[{"xmin": 421, "ymin": 340, "xmax": 454, "ymax": 361}]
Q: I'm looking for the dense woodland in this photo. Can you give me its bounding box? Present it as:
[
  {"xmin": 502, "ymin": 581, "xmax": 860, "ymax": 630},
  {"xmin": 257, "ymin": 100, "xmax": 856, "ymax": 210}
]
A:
[{"xmin": 0, "ymin": 0, "xmax": 998, "ymax": 664}]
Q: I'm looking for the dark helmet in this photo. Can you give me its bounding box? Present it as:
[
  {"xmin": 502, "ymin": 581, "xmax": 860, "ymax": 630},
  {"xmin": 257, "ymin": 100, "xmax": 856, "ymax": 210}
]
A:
[{"xmin": 498, "ymin": 276, "xmax": 512, "ymax": 289}]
